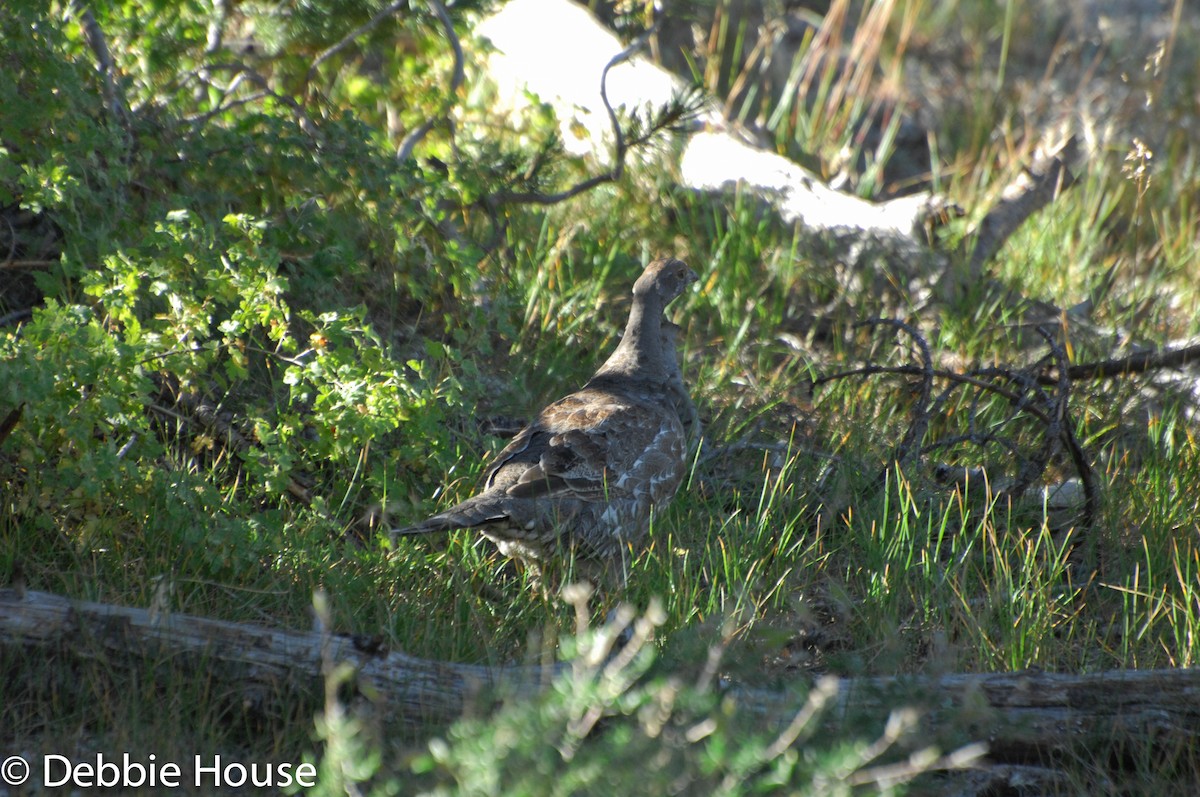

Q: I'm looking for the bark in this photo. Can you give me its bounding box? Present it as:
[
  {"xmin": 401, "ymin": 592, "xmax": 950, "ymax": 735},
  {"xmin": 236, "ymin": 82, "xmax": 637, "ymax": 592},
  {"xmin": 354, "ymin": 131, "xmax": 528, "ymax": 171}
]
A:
[
  {"xmin": 2, "ymin": 588, "xmax": 1197, "ymax": 761},
  {"xmin": 964, "ymin": 134, "xmax": 1079, "ymax": 284},
  {"xmin": 0, "ymin": 587, "xmax": 549, "ymax": 728}
]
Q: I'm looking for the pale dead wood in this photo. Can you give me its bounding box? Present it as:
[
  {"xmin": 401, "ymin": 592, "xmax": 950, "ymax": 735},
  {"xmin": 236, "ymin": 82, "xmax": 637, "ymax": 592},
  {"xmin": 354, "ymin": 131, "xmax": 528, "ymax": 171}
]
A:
[
  {"xmin": 0, "ymin": 588, "xmax": 551, "ymax": 728},
  {"xmin": 3, "ymin": 587, "xmax": 1198, "ymax": 760},
  {"xmin": 964, "ymin": 134, "xmax": 1079, "ymax": 284},
  {"xmin": 824, "ymin": 666, "xmax": 1200, "ymax": 761}
]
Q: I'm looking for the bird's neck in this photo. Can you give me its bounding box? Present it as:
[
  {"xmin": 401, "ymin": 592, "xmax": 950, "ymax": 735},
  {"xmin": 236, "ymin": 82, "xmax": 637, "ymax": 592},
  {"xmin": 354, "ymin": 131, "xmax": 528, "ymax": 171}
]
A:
[{"xmin": 590, "ymin": 298, "xmax": 664, "ymax": 382}]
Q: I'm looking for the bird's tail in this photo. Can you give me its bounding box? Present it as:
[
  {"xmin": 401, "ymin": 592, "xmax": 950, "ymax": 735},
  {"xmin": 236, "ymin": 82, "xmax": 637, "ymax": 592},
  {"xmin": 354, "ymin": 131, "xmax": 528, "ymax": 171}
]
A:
[
  {"xmin": 389, "ymin": 500, "xmax": 506, "ymax": 539},
  {"xmin": 389, "ymin": 516, "xmax": 454, "ymax": 538}
]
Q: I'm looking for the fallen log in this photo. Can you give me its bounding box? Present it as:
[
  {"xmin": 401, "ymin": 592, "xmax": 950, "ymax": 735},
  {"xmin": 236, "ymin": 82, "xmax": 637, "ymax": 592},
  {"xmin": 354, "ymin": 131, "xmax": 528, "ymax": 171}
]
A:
[
  {"xmin": 476, "ymin": 0, "xmax": 941, "ymax": 242},
  {"xmin": 0, "ymin": 587, "xmax": 550, "ymax": 728},
  {"xmin": 2, "ymin": 588, "xmax": 1197, "ymax": 765}
]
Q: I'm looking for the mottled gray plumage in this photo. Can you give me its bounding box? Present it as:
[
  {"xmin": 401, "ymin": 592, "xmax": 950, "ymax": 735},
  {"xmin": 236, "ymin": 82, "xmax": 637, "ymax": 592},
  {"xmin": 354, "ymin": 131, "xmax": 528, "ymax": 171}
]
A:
[
  {"xmin": 660, "ymin": 320, "xmax": 700, "ymax": 451},
  {"xmin": 393, "ymin": 258, "xmax": 698, "ymax": 570}
]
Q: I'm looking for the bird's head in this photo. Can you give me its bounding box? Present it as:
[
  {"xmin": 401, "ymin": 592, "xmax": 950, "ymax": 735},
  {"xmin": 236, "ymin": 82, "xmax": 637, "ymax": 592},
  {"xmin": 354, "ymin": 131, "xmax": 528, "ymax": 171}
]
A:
[{"xmin": 632, "ymin": 258, "xmax": 699, "ymax": 307}]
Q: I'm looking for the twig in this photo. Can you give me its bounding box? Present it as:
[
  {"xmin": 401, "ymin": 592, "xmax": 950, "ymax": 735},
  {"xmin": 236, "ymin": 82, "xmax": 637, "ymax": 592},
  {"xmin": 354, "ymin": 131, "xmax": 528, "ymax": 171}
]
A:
[
  {"xmin": 305, "ymin": 0, "xmax": 409, "ymax": 89},
  {"xmin": 183, "ymin": 59, "xmax": 321, "ymax": 138},
  {"xmin": 0, "ymin": 260, "xmax": 58, "ymax": 269},
  {"xmin": 858, "ymin": 319, "xmax": 932, "ymax": 468},
  {"xmin": 483, "ymin": 41, "xmax": 632, "ymax": 204},
  {"xmin": 1041, "ymin": 336, "xmax": 1200, "ymax": 383},
  {"xmin": 483, "ymin": 172, "xmax": 622, "ymax": 208},
  {"xmin": 115, "ymin": 434, "xmax": 138, "ymax": 459},
  {"xmin": 230, "ymin": 65, "xmax": 321, "ymax": 138},
  {"xmin": 193, "ymin": 0, "xmax": 232, "ymax": 108},
  {"xmin": 480, "ymin": 24, "xmax": 701, "ymax": 208},
  {"xmin": 816, "ymin": 364, "xmax": 1053, "ymax": 426},
  {"xmin": 1059, "ymin": 402, "xmax": 1098, "ymax": 531},
  {"xmin": 397, "ymin": 0, "xmax": 464, "ymax": 163},
  {"xmin": 817, "ymin": 322, "xmax": 1096, "ymax": 525},
  {"xmin": 184, "ymin": 89, "xmax": 268, "ymax": 127},
  {"xmin": 1003, "ymin": 327, "xmax": 1065, "ymax": 501},
  {"xmin": 0, "ymin": 404, "xmax": 23, "ymax": 447},
  {"xmin": 848, "ymin": 742, "xmax": 987, "ymax": 789},
  {"xmin": 150, "ymin": 385, "xmax": 312, "ymax": 504},
  {"xmin": 923, "ymin": 432, "xmax": 1027, "ymax": 467},
  {"xmin": 1030, "ymin": 329, "xmax": 1098, "ymax": 530},
  {"xmin": 718, "ymin": 676, "xmax": 840, "ymax": 793},
  {"xmin": 0, "ymin": 309, "xmax": 34, "ymax": 327}
]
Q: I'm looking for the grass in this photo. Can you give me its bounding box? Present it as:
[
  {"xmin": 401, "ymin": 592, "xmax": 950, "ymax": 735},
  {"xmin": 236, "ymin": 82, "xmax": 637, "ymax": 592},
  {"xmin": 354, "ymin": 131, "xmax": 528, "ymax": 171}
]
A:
[{"xmin": 2, "ymin": 0, "xmax": 1200, "ymax": 792}]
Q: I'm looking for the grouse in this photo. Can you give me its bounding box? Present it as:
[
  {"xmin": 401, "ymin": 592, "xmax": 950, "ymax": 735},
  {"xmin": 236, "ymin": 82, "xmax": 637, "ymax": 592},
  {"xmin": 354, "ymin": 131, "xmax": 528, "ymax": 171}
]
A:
[
  {"xmin": 660, "ymin": 319, "xmax": 700, "ymax": 452},
  {"xmin": 393, "ymin": 258, "xmax": 698, "ymax": 578}
]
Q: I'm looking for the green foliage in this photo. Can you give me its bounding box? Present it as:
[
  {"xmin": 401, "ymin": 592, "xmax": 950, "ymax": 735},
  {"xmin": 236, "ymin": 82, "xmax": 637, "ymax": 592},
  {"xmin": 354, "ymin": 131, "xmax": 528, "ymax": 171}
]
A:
[{"xmin": 304, "ymin": 600, "xmax": 970, "ymax": 796}]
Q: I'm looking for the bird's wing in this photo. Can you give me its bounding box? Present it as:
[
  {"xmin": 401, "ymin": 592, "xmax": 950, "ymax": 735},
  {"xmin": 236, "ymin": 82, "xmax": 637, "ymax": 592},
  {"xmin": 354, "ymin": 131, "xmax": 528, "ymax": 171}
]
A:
[{"xmin": 483, "ymin": 388, "xmax": 682, "ymax": 504}]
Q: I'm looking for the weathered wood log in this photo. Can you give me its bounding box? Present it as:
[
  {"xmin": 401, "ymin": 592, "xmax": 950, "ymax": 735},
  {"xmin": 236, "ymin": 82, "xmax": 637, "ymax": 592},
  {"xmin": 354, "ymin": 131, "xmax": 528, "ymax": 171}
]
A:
[
  {"xmin": 477, "ymin": 0, "xmax": 942, "ymax": 242},
  {"xmin": 828, "ymin": 666, "xmax": 1200, "ymax": 762},
  {"xmin": 2, "ymin": 587, "xmax": 1198, "ymax": 764},
  {"xmin": 964, "ymin": 133, "xmax": 1079, "ymax": 285},
  {"xmin": 0, "ymin": 587, "xmax": 552, "ymax": 728}
]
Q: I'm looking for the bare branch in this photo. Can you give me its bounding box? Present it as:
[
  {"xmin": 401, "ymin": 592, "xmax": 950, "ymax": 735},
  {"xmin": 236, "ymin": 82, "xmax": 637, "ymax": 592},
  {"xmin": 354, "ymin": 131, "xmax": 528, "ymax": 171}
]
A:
[
  {"xmin": 67, "ymin": 3, "xmax": 131, "ymax": 129},
  {"xmin": 964, "ymin": 134, "xmax": 1078, "ymax": 282},
  {"xmin": 204, "ymin": 0, "xmax": 230, "ymax": 56},
  {"xmin": 305, "ymin": 0, "xmax": 409, "ymax": 89},
  {"xmin": 481, "ymin": 25, "xmax": 704, "ymax": 209},
  {"xmin": 1060, "ymin": 403, "xmax": 1098, "ymax": 531},
  {"xmin": 815, "ymin": 323, "xmax": 1096, "ymax": 526},
  {"xmin": 857, "ymin": 318, "xmax": 933, "ymax": 468},
  {"xmin": 1042, "ymin": 336, "xmax": 1200, "ymax": 382},
  {"xmin": 815, "ymin": 363, "xmax": 1053, "ymax": 426},
  {"xmin": 150, "ymin": 380, "xmax": 312, "ymax": 504},
  {"xmin": 397, "ymin": 0, "xmax": 464, "ymax": 163},
  {"xmin": 482, "ymin": 172, "xmax": 622, "ymax": 207},
  {"xmin": 229, "ymin": 64, "xmax": 321, "ymax": 138},
  {"xmin": 184, "ymin": 89, "xmax": 268, "ymax": 128},
  {"xmin": 1002, "ymin": 326, "xmax": 1066, "ymax": 501},
  {"xmin": 179, "ymin": 58, "xmax": 320, "ymax": 136},
  {"xmin": 0, "ymin": 404, "xmax": 22, "ymax": 447}
]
